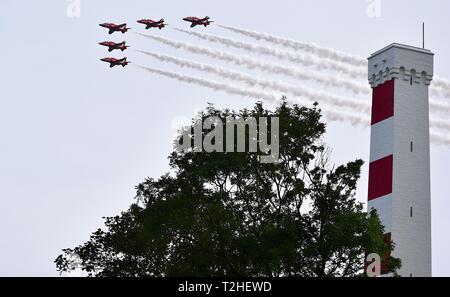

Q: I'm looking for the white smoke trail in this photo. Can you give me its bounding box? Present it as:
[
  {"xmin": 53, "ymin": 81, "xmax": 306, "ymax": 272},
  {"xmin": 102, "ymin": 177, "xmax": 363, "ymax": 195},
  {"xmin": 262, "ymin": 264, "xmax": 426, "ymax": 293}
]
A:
[
  {"xmin": 174, "ymin": 28, "xmax": 366, "ymax": 78},
  {"xmin": 430, "ymin": 118, "xmax": 450, "ymax": 132},
  {"xmin": 139, "ymin": 32, "xmax": 450, "ymax": 105},
  {"xmin": 430, "ymin": 100, "xmax": 450, "ymax": 116},
  {"xmin": 137, "ymin": 65, "xmax": 277, "ymax": 101},
  {"xmin": 215, "ymin": 26, "xmax": 450, "ymax": 101},
  {"xmin": 143, "ymin": 32, "xmax": 450, "ymax": 110},
  {"xmin": 138, "ymin": 33, "xmax": 450, "ymax": 117},
  {"xmin": 136, "ymin": 50, "xmax": 371, "ymax": 113},
  {"xmin": 137, "ymin": 34, "xmax": 450, "ymax": 128},
  {"xmin": 136, "ymin": 65, "xmax": 450, "ymax": 144},
  {"xmin": 434, "ymin": 77, "xmax": 450, "ymax": 91},
  {"xmin": 431, "ymin": 132, "xmax": 450, "ymax": 147},
  {"xmin": 432, "ymin": 78, "xmax": 450, "ymax": 99},
  {"xmin": 136, "ymin": 65, "xmax": 369, "ymax": 126},
  {"xmin": 137, "ymin": 33, "xmax": 369, "ymax": 93},
  {"xmin": 136, "ymin": 60, "xmax": 450, "ymax": 134},
  {"xmin": 137, "ymin": 49, "xmax": 450, "ymax": 131},
  {"xmin": 217, "ymin": 25, "xmax": 450, "ymax": 101},
  {"xmin": 217, "ymin": 24, "xmax": 367, "ymax": 68}
]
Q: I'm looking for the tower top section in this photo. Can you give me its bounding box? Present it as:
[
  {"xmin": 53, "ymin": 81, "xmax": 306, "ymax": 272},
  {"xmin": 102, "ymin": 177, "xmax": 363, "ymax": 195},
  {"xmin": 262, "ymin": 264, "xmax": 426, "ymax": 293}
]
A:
[{"xmin": 368, "ymin": 43, "xmax": 434, "ymax": 88}]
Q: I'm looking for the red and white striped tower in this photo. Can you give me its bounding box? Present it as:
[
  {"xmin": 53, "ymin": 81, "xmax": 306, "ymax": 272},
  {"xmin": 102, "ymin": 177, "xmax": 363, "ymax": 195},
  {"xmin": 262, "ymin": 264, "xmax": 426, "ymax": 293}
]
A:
[{"xmin": 367, "ymin": 43, "xmax": 433, "ymax": 277}]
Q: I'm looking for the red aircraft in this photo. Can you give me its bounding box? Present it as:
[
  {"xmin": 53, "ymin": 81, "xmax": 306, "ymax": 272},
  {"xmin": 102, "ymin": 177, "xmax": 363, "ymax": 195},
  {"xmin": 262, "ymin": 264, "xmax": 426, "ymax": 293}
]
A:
[
  {"xmin": 137, "ymin": 18, "xmax": 168, "ymax": 30},
  {"xmin": 182, "ymin": 16, "xmax": 213, "ymax": 28},
  {"xmin": 100, "ymin": 57, "xmax": 130, "ymax": 68},
  {"xmin": 99, "ymin": 23, "xmax": 130, "ymax": 34},
  {"xmin": 99, "ymin": 41, "xmax": 129, "ymax": 52}
]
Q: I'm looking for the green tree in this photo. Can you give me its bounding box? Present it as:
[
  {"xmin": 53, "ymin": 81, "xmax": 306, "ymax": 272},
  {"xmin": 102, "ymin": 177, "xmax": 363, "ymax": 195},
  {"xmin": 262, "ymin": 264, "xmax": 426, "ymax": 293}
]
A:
[{"xmin": 55, "ymin": 100, "xmax": 400, "ymax": 277}]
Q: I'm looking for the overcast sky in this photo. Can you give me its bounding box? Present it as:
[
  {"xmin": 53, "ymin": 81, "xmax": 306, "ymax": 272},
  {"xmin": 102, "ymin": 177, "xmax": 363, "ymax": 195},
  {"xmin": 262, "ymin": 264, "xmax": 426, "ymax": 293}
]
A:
[{"xmin": 1, "ymin": 0, "xmax": 449, "ymax": 276}]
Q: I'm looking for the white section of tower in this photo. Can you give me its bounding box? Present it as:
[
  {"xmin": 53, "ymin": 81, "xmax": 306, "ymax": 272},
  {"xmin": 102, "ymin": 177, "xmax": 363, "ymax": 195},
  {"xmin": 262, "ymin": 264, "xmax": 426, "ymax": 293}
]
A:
[{"xmin": 367, "ymin": 43, "xmax": 433, "ymax": 277}]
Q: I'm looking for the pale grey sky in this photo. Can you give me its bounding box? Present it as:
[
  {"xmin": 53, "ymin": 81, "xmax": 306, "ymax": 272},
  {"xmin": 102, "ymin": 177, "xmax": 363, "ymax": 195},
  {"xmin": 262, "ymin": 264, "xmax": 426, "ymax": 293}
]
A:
[{"xmin": 1, "ymin": 0, "xmax": 449, "ymax": 276}]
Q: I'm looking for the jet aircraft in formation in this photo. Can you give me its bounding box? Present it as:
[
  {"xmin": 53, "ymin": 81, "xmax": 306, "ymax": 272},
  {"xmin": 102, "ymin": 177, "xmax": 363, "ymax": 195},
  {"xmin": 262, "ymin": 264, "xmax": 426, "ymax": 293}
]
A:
[
  {"xmin": 99, "ymin": 41, "xmax": 129, "ymax": 52},
  {"xmin": 182, "ymin": 16, "xmax": 213, "ymax": 28},
  {"xmin": 100, "ymin": 57, "xmax": 130, "ymax": 68},
  {"xmin": 137, "ymin": 18, "xmax": 168, "ymax": 30},
  {"xmin": 99, "ymin": 17, "xmax": 214, "ymax": 68},
  {"xmin": 99, "ymin": 23, "xmax": 131, "ymax": 34}
]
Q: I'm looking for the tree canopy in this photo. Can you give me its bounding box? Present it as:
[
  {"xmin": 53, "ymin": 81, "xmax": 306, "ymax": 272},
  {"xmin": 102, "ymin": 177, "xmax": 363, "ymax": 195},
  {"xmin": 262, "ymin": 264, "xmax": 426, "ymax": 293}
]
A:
[{"xmin": 55, "ymin": 100, "xmax": 400, "ymax": 277}]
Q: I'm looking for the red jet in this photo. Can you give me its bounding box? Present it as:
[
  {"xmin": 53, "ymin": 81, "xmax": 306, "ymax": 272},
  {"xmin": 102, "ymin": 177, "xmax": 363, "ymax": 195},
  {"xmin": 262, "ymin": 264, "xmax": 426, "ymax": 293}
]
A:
[
  {"xmin": 99, "ymin": 41, "xmax": 129, "ymax": 52},
  {"xmin": 100, "ymin": 57, "xmax": 130, "ymax": 68},
  {"xmin": 99, "ymin": 23, "xmax": 130, "ymax": 34},
  {"xmin": 182, "ymin": 16, "xmax": 213, "ymax": 28},
  {"xmin": 137, "ymin": 18, "xmax": 168, "ymax": 30}
]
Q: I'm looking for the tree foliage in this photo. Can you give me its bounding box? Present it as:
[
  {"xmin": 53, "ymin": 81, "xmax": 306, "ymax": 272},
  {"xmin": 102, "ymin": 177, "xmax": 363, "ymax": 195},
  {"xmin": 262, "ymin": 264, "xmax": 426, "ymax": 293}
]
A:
[{"xmin": 55, "ymin": 100, "xmax": 400, "ymax": 277}]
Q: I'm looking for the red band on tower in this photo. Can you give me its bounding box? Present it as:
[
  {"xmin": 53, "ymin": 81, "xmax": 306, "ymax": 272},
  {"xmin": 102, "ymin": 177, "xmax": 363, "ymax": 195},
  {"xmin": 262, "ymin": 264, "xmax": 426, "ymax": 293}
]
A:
[
  {"xmin": 368, "ymin": 155, "xmax": 393, "ymax": 201},
  {"xmin": 371, "ymin": 79, "xmax": 394, "ymax": 125}
]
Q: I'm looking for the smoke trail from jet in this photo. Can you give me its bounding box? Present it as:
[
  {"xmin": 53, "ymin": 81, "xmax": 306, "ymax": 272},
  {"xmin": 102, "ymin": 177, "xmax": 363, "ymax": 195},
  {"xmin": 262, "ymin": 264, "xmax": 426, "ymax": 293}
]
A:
[
  {"xmin": 434, "ymin": 78, "xmax": 450, "ymax": 91},
  {"xmin": 139, "ymin": 33, "xmax": 450, "ymax": 104},
  {"xmin": 136, "ymin": 65, "xmax": 370, "ymax": 126},
  {"xmin": 430, "ymin": 100, "xmax": 450, "ymax": 116},
  {"xmin": 217, "ymin": 24, "xmax": 367, "ymax": 68},
  {"xmin": 430, "ymin": 118, "xmax": 450, "ymax": 132},
  {"xmin": 136, "ymin": 62, "xmax": 450, "ymax": 134},
  {"xmin": 137, "ymin": 34, "xmax": 450, "ymax": 126},
  {"xmin": 137, "ymin": 65, "xmax": 278, "ymax": 100},
  {"xmin": 216, "ymin": 25, "xmax": 450, "ymax": 101},
  {"xmin": 136, "ymin": 50, "xmax": 371, "ymax": 113},
  {"xmin": 136, "ymin": 48, "xmax": 450, "ymax": 121},
  {"xmin": 431, "ymin": 132, "xmax": 450, "ymax": 146},
  {"xmin": 138, "ymin": 37, "xmax": 450, "ymax": 118},
  {"xmin": 136, "ymin": 64, "xmax": 450, "ymax": 143},
  {"xmin": 432, "ymin": 78, "xmax": 450, "ymax": 100},
  {"xmin": 137, "ymin": 33, "xmax": 369, "ymax": 93},
  {"xmin": 215, "ymin": 26, "xmax": 450, "ymax": 100},
  {"xmin": 140, "ymin": 29, "xmax": 450, "ymax": 107},
  {"xmin": 174, "ymin": 28, "xmax": 366, "ymax": 78}
]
